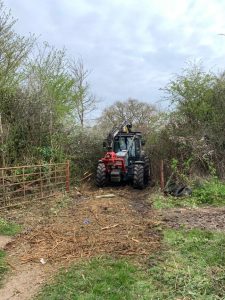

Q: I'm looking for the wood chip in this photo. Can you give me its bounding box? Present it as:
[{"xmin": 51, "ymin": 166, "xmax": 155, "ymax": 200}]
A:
[
  {"xmin": 131, "ymin": 237, "xmax": 140, "ymax": 243},
  {"xmin": 96, "ymin": 194, "xmax": 115, "ymax": 199},
  {"xmin": 101, "ymin": 224, "xmax": 119, "ymax": 230}
]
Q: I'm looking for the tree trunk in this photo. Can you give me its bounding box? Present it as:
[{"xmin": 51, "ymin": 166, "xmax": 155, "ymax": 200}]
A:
[{"xmin": 0, "ymin": 114, "xmax": 5, "ymax": 167}]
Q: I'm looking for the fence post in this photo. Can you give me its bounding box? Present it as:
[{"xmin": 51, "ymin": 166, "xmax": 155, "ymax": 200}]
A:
[
  {"xmin": 66, "ymin": 160, "xmax": 70, "ymax": 192},
  {"xmin": 39, "ymin": 166, "xmax": 43, "ymax": 198},
  {"xmin": 22, "ymin": 167, "xmax": 26, "ymax": 201},
  {"xmin": 160, "ymin": 159, "xmax": 165, "ymax": 191},
  {"xmin": 1, "ymin": 169, "xmax": 6, "ymax": 207}
]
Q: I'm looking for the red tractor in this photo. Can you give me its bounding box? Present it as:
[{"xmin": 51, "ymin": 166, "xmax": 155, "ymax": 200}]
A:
[{"xmin": 96, "ymin": 121, "xmax": 151, "ymax": 189}]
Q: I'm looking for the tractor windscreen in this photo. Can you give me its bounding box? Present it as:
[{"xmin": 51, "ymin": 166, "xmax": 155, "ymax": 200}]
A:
[{"xmin": 113, "ymin": 136, "xmax": 140, "ymax": 157}]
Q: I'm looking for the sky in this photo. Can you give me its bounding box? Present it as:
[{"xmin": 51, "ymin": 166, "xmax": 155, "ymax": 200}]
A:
[{"xmin": 4, "ymin": 0, "xmax": 225, "ymax": 114}]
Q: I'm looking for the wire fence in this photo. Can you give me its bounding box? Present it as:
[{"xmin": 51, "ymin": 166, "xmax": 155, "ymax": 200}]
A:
[{"xmin": 0, "ymin": 161, "xmax": 70, "ymax": 209}]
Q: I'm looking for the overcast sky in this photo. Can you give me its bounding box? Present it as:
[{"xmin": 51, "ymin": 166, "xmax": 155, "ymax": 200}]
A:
[{"xmin": 4, "ymin": 0, "xmax": 225, "ymax": 113}]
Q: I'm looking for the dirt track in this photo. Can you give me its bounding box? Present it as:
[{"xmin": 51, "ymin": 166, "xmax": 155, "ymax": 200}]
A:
[
  {"xmin": 0, "ymin": 185, "xmax": 160, "ymax": 300},
  {"xmin": 9, "ymin": 186, "xmax": 160, "ymax": 263},
  {"xmin": 0, "ymin": 263, "xmax": 51, "ymax": 300},
  {"xmin": 1, "ymin": 185, "xmax": 225, "ymax": 299}
]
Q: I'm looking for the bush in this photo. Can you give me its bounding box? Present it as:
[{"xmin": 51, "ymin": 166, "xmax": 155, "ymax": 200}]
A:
[
  {"xmin": 64, "ymin": 127, "xmax": 104, "ymax": 182},
  {"xmin": 192, "ymin": 180, "xmax": 225, "ymax": 205}
]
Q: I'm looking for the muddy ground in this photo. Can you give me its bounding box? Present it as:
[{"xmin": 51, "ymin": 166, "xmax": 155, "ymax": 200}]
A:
[
  {"xmin": 1, "ymin": 185, "xmax": 225, "ymax": 299},
  {"xmin": 0, "ymin": 185, "xmax": 161, "ymax": 300},
  {"xmin": 160, "ymin": 206, "xmax": 225, "ymax": 231}
]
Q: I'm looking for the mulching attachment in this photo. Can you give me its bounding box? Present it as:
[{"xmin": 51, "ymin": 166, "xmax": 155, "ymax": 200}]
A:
[{"xmin": 8, "ymin": 191, "xmax": 161, "ymax": 263}]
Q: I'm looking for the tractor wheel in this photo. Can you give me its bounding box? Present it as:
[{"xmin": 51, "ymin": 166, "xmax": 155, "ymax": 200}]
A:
[
  {"xmin": 96, "ymin": 163, "xmax": 107, "ymax": 187},
  {"xmin": 133, "ymin": 164, "xmax": 144, "ymax": 189},
  {"xmin": 144, "ymin": 157, "xmax": 151, "ymax": 185}
]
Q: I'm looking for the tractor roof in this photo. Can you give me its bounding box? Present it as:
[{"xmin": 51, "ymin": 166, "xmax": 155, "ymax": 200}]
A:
[{"xmin": 116, "ymin": 132, "xmax": 142, "ymax": 137}]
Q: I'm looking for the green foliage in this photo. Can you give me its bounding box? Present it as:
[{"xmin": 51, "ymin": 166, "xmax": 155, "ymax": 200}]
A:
[
  {"xmin": 0, "ymin": 1, "xmax": 34, "ymax": 90},
  {"xmin": 65, "ymin": 127, "xmax": 104, "ymax": 181},
  {"xmin": 0, "ymin": 26, "xmax": 96, "ymax": 172},
  {"xmin": 171, "ymin": 158, "xmax": 178, "ymax": 172},
  {"xmin": 149, "ymin": 229, "xmax": 225, "ymax": 299},
  {"xmin": 153, "ymin": 179, "xmax": 225, "ymax": 209},
  {"xmin": 0, "ymin": 4, "xmax": 97, "ymax": 171},
  {"xmin": 192, "ymin": 180, "xmax": 225, "ymax": 205},
  {"xmin": 159, "ymin": 62, "xmax": 225, "ymax": 178},
  {"xmin": 36, "ymin": 147, "xmax": 54, "ymax": 162},
  {"xmin": 35, "ymin": 146, "xmax": 65, "ymax": 162},
  {"xmin": 0, "ymin": 218, "xmax": 21, "ymax": 236},
  {"xmin": 153, "ymin": 194, "xmax": 198, "ymax": 209}
]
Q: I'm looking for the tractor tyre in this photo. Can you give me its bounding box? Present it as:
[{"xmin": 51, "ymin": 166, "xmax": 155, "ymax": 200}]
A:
[
  {"xmin": 96, "ymin": 163, "xmax": 107, "ymax": 187},
  {"xmin": 144, "ymin": 157, "xmax": 151, "ymax": 185},
  {"xmin": 133, "ymin": 164, "xmax": 144, "ymax": 189}
]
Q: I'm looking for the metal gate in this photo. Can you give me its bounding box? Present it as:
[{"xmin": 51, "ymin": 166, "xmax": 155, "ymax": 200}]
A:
[{"xmin": 0, "ymin": 161, "xmax": 70, "ymax": 208}]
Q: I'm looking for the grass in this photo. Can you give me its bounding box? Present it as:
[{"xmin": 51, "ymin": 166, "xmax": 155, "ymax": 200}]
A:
[
  {"xmin": 36, "ymin": 258, "xmax": 153, "ymax": 300},
  {"xmin": 0, "ymin": 250, "xmax": 8, "ymax": 285},
  {"xmin": 153, "ymin": 194, "xmax": 199, "ymax": 209},
  {"xmin": 192, "ymin": 179, "xmax": 225, "ymax": 206},
  {"xmin": 0, "ymin": 217, "xmax": 21, "ymax": 236},
  {"xmin": 36, "ymin": 229, "xmax": 225, "ymax": 300},
  {"xmin": 149, "ymin": 228, "xmax": 225, "ymax": 299},
  {"xmin": 153, "ymin": 179, "xmax": 225, "ymax": 209}
]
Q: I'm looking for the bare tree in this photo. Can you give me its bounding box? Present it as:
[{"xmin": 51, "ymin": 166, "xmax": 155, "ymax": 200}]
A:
[
  {"xmin": 97, "ymin": 98, "xmax": 157, "ymax": 133},
  {"xmin": 69, "ymin": 59, "xmax": 96, "ymax": 127}
]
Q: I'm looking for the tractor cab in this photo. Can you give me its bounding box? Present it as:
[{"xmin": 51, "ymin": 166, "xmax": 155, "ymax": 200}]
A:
[
  {"xmin": 96, "ymin": 121, "xmax": 151, "ymax": 189},
  {"xmin": 114, "ymin": 135, "xmax": 138, "ymax": 156}
]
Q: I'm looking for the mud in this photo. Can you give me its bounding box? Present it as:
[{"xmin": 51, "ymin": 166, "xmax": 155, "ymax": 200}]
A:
[
  {"xmin": 160, "ymin": 207, "xmax": 225, "ymax": 231},
  {"xmin": 0, "ymin": 236, "xmax": 12, "ymax": 250},
  {"xmin": 0, "ymin": 263, "xmax": 51, "ymax": 300},
  {"xmin": 0, "ymin": 185, "xmax": 159, "ymax": 300}
]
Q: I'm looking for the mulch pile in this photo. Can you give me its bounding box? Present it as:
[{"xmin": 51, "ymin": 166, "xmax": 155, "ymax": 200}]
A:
[{"xmin": 8, "ymin": 189, "xmax": 161, "ymax": 263}]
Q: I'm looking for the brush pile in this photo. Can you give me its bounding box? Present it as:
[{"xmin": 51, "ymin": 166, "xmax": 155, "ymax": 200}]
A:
[{"xmin": 8, "ymin": 188, "xmax": 161, "ymax": 263}]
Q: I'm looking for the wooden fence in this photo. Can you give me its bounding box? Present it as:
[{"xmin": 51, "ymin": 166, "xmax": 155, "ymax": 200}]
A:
[{"xmin": 0, "ymin": 161, "xmax": 70, "ymax": 208}]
